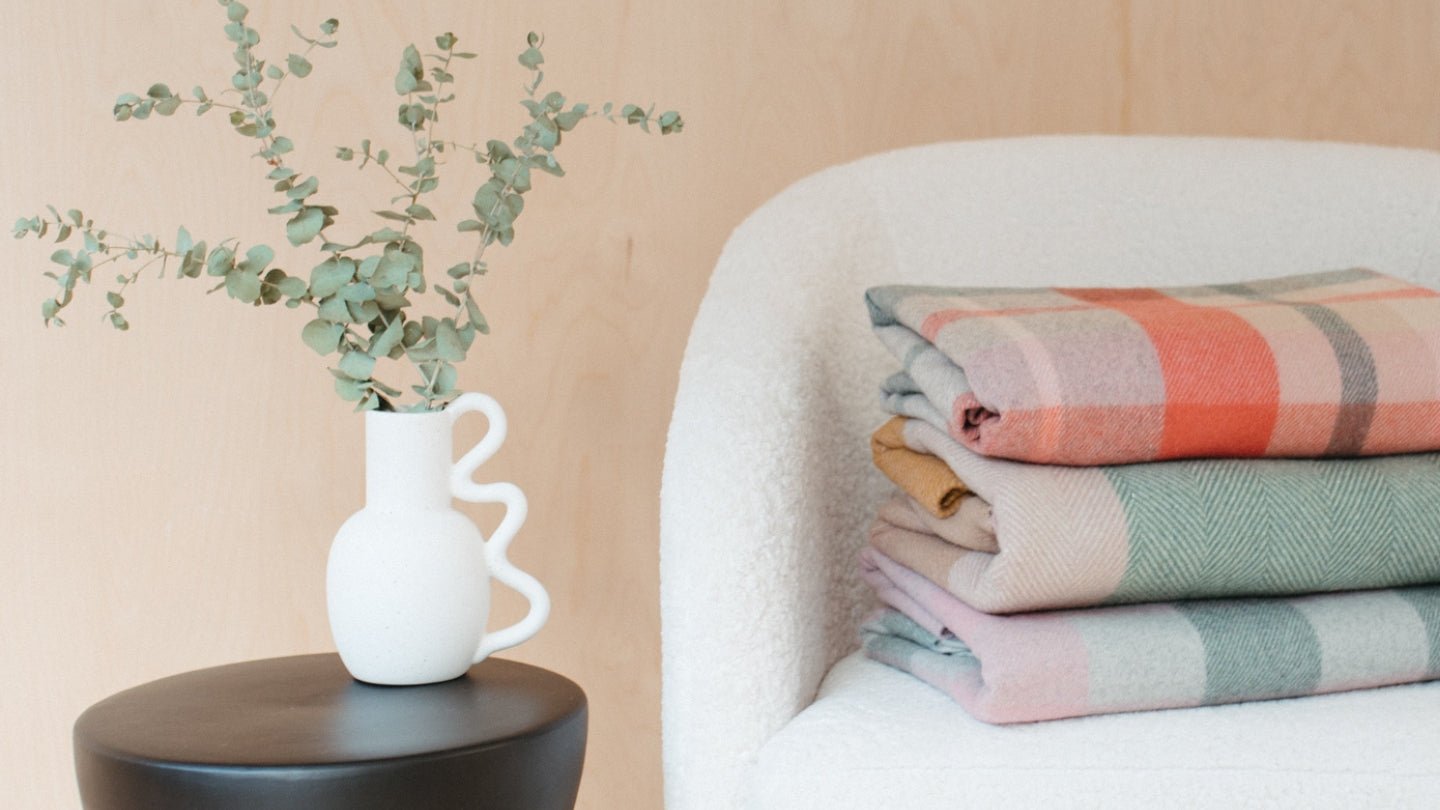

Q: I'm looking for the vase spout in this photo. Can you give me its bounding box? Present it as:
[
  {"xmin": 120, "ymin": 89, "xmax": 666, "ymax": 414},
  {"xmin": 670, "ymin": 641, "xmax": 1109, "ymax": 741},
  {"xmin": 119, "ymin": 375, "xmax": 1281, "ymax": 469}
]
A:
[{"xmin": 363, "ymin": 410, "xmax": 454, "ymax": 510}]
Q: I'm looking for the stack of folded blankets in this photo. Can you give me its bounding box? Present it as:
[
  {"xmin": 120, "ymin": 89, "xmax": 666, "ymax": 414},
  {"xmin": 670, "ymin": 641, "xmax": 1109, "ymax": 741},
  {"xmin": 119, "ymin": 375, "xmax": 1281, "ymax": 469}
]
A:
[{"xmin": 858, "ymin": 267, "xmax": 1440, "ymax": 724}]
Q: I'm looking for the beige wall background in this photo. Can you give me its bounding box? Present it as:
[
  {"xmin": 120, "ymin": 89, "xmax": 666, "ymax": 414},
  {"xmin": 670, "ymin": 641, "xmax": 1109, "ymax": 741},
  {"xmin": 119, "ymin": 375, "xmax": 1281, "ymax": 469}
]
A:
[{"xmin": 4, "ymin": 1, "xmax": 1440, "ymax": 808}]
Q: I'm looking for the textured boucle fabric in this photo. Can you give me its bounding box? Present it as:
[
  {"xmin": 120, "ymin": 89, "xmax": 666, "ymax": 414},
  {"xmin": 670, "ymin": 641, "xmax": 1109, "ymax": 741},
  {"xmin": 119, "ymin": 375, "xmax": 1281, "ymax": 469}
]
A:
[{"xmin": 753, "ymin": 651, "xmax": 1440, "ymax": 809}]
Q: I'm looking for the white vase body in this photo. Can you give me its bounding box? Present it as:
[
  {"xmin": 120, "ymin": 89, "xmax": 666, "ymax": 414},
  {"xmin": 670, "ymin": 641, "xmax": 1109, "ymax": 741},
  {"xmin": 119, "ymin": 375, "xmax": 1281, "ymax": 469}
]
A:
[{"xmin": 327, "ymin": 393, "xmax": 549, "ymax": 685}]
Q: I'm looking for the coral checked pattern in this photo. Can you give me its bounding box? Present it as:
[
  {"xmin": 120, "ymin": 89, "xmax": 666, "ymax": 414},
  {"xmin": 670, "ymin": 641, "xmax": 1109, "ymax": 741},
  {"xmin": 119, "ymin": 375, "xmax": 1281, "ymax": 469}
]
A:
[{"xmin": 868, "ymin": 268, "xmax": 1440, "ymax": 465}]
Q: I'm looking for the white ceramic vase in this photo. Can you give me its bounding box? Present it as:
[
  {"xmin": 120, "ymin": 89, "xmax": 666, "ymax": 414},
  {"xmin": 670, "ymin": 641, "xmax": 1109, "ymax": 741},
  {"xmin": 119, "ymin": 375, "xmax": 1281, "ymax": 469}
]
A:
[{"xmin": 326, "ymin": 392, "xmax": 550, "ymax": 685}]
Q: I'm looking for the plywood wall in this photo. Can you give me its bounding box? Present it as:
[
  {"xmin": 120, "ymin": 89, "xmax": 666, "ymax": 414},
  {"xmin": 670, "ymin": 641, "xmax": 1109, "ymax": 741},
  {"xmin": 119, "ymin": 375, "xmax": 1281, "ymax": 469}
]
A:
[{"xmin": 4, "ymin": 2, "xmax": 1439, "ymax": 808}]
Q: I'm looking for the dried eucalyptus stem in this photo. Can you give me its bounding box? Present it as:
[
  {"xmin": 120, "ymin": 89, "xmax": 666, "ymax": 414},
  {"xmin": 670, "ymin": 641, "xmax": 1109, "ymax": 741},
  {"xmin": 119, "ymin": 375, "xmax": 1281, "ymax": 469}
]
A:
[{"xmin": 15, "ymin": 0, "xmax": 683, "ymax": 412}]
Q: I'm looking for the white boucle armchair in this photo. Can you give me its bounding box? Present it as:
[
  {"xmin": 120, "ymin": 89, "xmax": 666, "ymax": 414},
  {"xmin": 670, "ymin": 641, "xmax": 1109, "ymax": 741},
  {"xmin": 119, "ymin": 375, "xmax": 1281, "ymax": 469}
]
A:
[{"xmin": 660, "ymin": 136, "xmax": 1440, "ymax": 810}]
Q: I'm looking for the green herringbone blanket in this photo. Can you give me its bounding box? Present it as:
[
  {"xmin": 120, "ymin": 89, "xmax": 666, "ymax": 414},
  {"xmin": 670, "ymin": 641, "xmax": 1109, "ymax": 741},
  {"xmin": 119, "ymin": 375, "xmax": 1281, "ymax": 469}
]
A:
[{"xmin": 871, "ymin": 417, "xmax": 1440, "ymax": 613}]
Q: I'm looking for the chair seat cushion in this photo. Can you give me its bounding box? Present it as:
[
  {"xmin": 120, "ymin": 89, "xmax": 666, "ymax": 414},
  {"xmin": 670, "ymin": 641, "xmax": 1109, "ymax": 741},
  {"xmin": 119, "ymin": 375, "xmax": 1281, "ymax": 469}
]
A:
[{"xmin": 752, "ymin": 651, "xmax": 1440, "ymax": 809}]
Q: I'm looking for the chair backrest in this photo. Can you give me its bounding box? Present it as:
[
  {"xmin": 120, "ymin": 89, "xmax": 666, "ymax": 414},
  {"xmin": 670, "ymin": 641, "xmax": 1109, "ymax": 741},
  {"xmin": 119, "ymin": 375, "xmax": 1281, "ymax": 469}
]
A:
[{"xmin": 660, "ymin": 135, "xmax": 1440, "ymax": 810}]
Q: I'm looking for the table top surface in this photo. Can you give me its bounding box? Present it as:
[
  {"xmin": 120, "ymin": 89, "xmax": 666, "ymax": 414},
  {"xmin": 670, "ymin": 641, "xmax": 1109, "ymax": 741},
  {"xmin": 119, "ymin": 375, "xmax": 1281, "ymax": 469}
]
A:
[{"xmin": 74, "ymin": 654, "xmax": 586, "ymax": 767}]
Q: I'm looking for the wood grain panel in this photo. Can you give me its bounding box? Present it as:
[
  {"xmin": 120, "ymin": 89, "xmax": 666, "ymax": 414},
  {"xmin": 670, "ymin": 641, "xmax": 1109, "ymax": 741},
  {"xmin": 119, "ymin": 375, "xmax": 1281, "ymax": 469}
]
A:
[
  {"xmin": 1125, "ymin": 0, "xmax": 1440, "ymax": 144},
  {"xmin": 2, "ymin": 2, "xmax": 1437, "ymax": 809}
]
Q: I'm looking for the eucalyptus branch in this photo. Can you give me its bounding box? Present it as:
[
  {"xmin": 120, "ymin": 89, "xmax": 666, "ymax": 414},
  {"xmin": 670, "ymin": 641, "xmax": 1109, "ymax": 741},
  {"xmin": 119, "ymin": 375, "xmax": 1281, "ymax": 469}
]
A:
[
  {"xmin": 263, "ymin": 30, "xmax": 332, "ymax": 124},
  {"xmin": 21, "ymin": 6, "xmax": 682, "ymax": 412}
]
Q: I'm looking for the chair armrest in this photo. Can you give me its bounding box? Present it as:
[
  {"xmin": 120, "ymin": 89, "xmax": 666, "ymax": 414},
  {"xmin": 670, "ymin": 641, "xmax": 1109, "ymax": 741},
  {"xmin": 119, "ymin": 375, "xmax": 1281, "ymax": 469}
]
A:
[{"xmin": 660, "ymin": 169, "xmax": 897, "ymax": 810}]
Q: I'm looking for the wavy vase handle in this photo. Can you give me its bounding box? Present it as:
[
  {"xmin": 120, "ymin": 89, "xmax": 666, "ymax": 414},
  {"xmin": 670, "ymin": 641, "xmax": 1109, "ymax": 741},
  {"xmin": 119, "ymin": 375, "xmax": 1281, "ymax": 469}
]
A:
[{"xmin": 446, "ymin": 393, "xmax": 551, "ymax": 662}]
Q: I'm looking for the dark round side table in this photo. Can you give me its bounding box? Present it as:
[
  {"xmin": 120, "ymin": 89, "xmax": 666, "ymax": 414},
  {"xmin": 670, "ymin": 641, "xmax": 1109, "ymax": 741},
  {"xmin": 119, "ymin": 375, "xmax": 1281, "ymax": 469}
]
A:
[{"xmin": 73, "ymin": 654, "xmax": 587, "ymax": 810}]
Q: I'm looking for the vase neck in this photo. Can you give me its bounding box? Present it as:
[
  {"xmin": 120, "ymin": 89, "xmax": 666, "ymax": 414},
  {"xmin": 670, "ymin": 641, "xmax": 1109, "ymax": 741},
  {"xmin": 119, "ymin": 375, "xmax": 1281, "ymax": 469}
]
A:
[{"xmin": 363, "ymin": 410, "xmax": 454, "ymax": 510}]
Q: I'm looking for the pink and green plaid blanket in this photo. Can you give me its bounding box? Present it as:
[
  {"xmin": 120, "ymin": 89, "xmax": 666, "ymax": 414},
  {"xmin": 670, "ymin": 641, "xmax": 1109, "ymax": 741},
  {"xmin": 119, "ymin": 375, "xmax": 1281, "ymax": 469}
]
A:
[
  {"xmin": 872, "ymin": 417, "xmax": 1440, "ymax": 613},
  {"xmin": 868, "ymin": 268, "xmax": 1440, "ymax": 465},
  {"xmin": 861, "ymin": 547, "xmax": 1440, "ymax": 724}
]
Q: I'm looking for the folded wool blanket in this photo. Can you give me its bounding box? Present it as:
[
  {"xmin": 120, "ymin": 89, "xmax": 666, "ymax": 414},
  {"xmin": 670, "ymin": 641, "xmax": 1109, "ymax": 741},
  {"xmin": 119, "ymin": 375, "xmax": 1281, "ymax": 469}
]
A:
[
  {"xmin": 871, "ymin": 417, "xmax": 1440, "ymax": 613},
  {"xmin": 860, "ymin": 547, "xmax": 1440, "ymax": 724},
  {"xmin": 868, "ymin": 268, "xmax": 1440, "ymax": 465},
  {"xmin": 871, "ymin": 416, "xmax": 969, "ymax": 518}
]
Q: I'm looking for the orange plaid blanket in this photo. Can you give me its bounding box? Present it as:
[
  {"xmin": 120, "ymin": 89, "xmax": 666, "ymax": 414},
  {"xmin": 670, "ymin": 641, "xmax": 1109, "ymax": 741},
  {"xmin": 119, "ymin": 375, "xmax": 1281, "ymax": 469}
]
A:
[{"xmin": 868, "ymin": 268, "xmax": 1440, "ymax": 464}]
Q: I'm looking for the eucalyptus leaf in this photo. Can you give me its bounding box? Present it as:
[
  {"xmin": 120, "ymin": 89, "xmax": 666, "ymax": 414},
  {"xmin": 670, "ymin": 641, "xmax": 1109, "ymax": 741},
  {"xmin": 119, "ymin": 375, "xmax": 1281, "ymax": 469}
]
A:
[
  {"xmin": 371, "ymin": 246, "xmax": 414, "ymax": 289},
  {"xmin": 395, "ymin": 44, "xmax": 423, "ymax": 95},
  {"xmin": 206, "ymin": 246, "xmax": 235, "ymax": 277},
  {"xmin": 241, "ymin": 244, "xmax": 274, "ymax": 273},
  {"xmin": 397, "ymin": 103, "xmax": 426, "ymax": 130},
  {"xmin": 339, "ymin": 282, "xmax": 376, "ymax": 302},
  {"xmin": 231, "ymin": 71, "xmax": 260, "ymax": 91},
  {"xmin": 286, "ymin": 175, "xmax": 320, "ymax": 200},
  {"xmin": 226, "ymin": 268, "xmax": 263, "ymax": 302},
  {"xmin": 466, "ymin": 297, "xmax": 490, "ymax": 334},
  {"xmin": 373, "ymin": 289, "xmax": 410, "ymax": 310},
  {"xmin": 277, "ymin": 276, "xmax": 308, "ymax": 298},
  {"xmin": 338, "ymin": 350, "xmax": 376, "ymax": 380},
  {"xmin": 287, "ymin": 54, "xmax": 313, "ymax": 78},
  {"xmin": 435, "ymin": 319, "xmax": 465, "ymax": 362},
  {"xmin": 317, "ymin": 295, "xmax": 351, "ymax": 323},
  {"xmin": 356, "ymin": 255, "xmax": 381, "ymax": 281},
  {"xmin": 369, "ymin": 318, "xmax": 405, "ymax": 358},
  {"xmin": 370, "ymin": 377, "xmax": 402, "ymax": 398},
  {"xmin": 301, "ymin": 319, "xmax": 344, "ymax": 354},
  {"xmin": 347, "ymin": 299, "xmax": 380, "ymax": 323},
  {"xmin": 309, "ymin": 258, "xmax": 356, "ymax": 298},
  {"xmin": 433, "ymin": 362, "xmax": 458, "ymax": 395},
  {"xmin": 333, "ymin": 377, "xmax": 367, "ymax": 401},
  {"xmin": 286, "ymin": 206, "xmax": 325, "ymax": 246}
]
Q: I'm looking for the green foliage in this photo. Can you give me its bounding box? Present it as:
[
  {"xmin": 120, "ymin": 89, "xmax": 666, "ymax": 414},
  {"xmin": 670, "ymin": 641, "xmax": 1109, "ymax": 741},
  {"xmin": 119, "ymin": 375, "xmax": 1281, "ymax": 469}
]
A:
[{"xmin": 18, "ymin": 2, "xmax": 683, "ymax": 412}]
